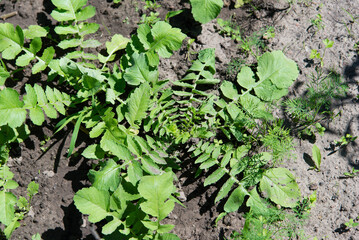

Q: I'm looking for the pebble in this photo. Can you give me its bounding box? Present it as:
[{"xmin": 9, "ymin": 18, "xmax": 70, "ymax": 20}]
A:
[
  {"xmin": 43, "ymin": 170, "xmax": 55, "ymax": 178},
  {"xmin": 309, "ymin": 183, "xmax": 318, "ymax": 190}
]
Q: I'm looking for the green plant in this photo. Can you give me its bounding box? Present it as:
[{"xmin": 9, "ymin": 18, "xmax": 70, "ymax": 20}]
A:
[
  {"xmin": 343, "ymin": 167, "xmax": 359, "ymax": 178},
  {"xmin": 216, "ymin": 18, "xmax": 275, "ymax": 58},
  {"xmin": 310, "ymin": 144, "xmax": 321, "ymax": 171},
  {"xmin": 0, "ymin": 0, "xmax": 321, "ymax": 238},
  {"xmin": 293, "ymin": 191, "xmax": 317, "ymax": 219},
  {"xmin": 310, "ymin": 39, "xmax": 334, "ymax": 67},
  {"xmin": 190, "ymin": 0, "xmax": 223, "ymax": 24},
  {"xmin": 283, "ymin": 67, "xmax": 347, "ymax": 138},
  {"xmin": 345, "ymin": 218, "xmax": 359, "ymax": 229},
  {"xmin": 341, "ymin": 8, "xmax": 359, "ymax": 38},
  {"xmin": 334, "ymin": 134, "xmax": 357, "ymax": 147},
  {"xmin": 310, "ymin": 13, "xmax": 325, "ymax": 33},
  {"xmin": 0, "ymin": 165, "xmax": 39, "ymax": 238}
]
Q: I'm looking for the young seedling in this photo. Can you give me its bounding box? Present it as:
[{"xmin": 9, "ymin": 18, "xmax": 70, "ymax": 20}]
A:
[
  {"xmin": 343, "ymin": 167, "xmax": 359, "ymax": 178},
  {"xmin": 345, "ymin": 218, "xmax": 359, "ymax": 229},
  {"xmin": 310, "ymin": 14, "xmax": 325, "ymax": 33},
  {"xmin": 334, "ymin": 134, "xmax": 357, "ymax": 147},
  {"xmin": 310, "ymin": 39, "xmax": 334, "ymax": 67},
  {"xmin": 310, "ymin": 144, "xmax": 321, "ymax": 171}
]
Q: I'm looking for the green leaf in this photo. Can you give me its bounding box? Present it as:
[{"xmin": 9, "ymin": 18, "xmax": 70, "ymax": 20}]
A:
[
  {"xmin": 0, "ymin": 88, "xmax": 26, "ymax": 128},
  {"xmin": 237, "ymin": 66, "xmax": 255, "ymax": 89},
  {"xmin": 0, "ymin": 23, "xmax": 24, "ymax": 60},
  {"xmin": 204, "ymin": 168, "xmax": 226, "ymax": 186},
  {"xmin": 82, "ymin": 144, "xmax": 105, "ymax": 159},
  {"xmin": 100, "ymin": 129, "xmax": 133, "ymax": 162},
  {"xmin": 67, "ymin": 111, "xmax": 84, "ymax": 157},
  {"xmin": 51, "ymin": 0, "xmax": 95, "ymax": 22},
  {"xmin": 0, "ymin": 191, "xmax": 17, "ymax": 226},
  {"xmin": 102, "ymin": 218, "xmax": 122, "ymax": 235},
  {"xmin": 150, "ymin": 21, "xmax": 186, "ymax": 58},
  {"xmin": 312, "ymin": 144, "xmax": 321, "ymax": 170},
  {"xmin": 224, "ymin": 185, "xmax": 248, "ymax": 212},
  {"xmin": 246, "ymin": 187, "xmax": 269, "ymax": 215},
  {"xmin": 123, "ymin": 53, "xmax": 158, "ymax": 86},
  {"xmin": 0, "ymin": 66, "xmax": 10, "ymax": 86},
  {"xmin": 260, "ymin": 167, "xmax": 301, "ymax": 208},
  {"xmin": 23, "ymin": 25, "xmax": 48, "ymax": 39},
  {"xmin": 220, "ymin": 80, "xmax": 239, "ymax": 100},
  {"xmin": 74, "ymin": 187, "xmax": 110, "ymax": 223},
  {"xmin": 4, "ymin": 180, "xmax": 18, "ymax": 190},
  {"xmin": 4, "ymin": 217, "xmax": 20, "ymax": 239},
  {"xmin": 215, "ymin": 178, "xmax": 235, "ymax": 203},
  {"xmin": 125, "ymin": 82, "xmax": 151, "ymax": 126},
  {"xmin": 58, "ymin": 39, "xmax": 81, "ymax": 49},
  {"xmin": 190, "ymin": 0, "xmax": 223, "ymax": 24},
  {"xmin": 27, "ymin": 181, "xmax": 39, "ymax": 197},
  {"xmin": 99, "ymin": 34, "xmax": 130, "ymax": 64},
  {"xmin": 138, "ymin": 172, "xmax": 175, "ymax": 221},
  {"xmin": 257, "ymin": 51, "xmax": 299, "ymax": 89},
  {"xmin": 88, "ymin": 159, "xmax": 120, "ymax": 192},
  {"xmin": 32, "ymin": 47, "xmax": 55, "ymax": 74}
]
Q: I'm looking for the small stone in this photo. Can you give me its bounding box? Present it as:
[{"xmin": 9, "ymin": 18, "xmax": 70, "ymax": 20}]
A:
[
  {"xmin": 309, "ymin": 183, "xmax": 318, "ymax": 190},
  {"xmin": 43, "ymin": 170, "xmax": 55, "ymax": 178}
]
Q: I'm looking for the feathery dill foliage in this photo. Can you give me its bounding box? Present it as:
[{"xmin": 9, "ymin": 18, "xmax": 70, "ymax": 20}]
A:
[{"xmin": 283, "ymin": 67, "xmax": 348, "ymax": 137}]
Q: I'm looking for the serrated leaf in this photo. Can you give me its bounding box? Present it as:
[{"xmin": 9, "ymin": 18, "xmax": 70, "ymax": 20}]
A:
[
  {"xmin": 123, "ymin": 53, "xmax": 158, "ymax": 86},
  {"xmin": 150, "ymin": 21, "xmax": 186, "ymax": 58},
  {"xmin": 190, "ymin": 0, "xmax": 223, "ymax": 24},
  {"xmin": 74, "ymin": 187, "xmax": 110, "ymax": 223},
  {"xmin": 54, "ymin": 25, "xmax": 78, "ymax": 35},
  {"xmin": 224, "ymin": 185, "xmax": 248, "ymax": 212},
  {"xmin": 260, "ymin": 167, "xmax": 301, "ymax": 208},
  {"xmin": 88, "ymin": 159, "xmax": 120, "ymax": 191},
  {"xmin": 81, "ymin": 39, "xmax": 101, "ymax": 48},
  {"xmin": 257, "ymin": 51, "xmax": 299, "ymax": 89},
  {"xmin": 82, "ymin": 144, "xmax": 105, "ymax": 159},
  {"xmin": 100, "ymin": 130, "xmax": 133, "ymax": 161},
  {"xmin": 4, "ymin": 180, "xmax": 18, "ymax": 190},
  {"xmin": 0, "ymin": 88, "xmax": 26, "ymax": 128},
  {"xmin": 138, "ymin": 172, "xmax": 175, "ymax": 221},
  {"xmin": 125, "ymin": 82, "xmax": 151, "ymax": 126},
  {"xmin": 0, "ymin": 66, "xmax": 10, "ymax": 86}
]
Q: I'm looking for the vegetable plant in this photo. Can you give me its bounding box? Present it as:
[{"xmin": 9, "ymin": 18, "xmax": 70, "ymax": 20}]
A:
[{"xmin": 0, "ymin": 0, "xmax": 341, "ymax": 239}]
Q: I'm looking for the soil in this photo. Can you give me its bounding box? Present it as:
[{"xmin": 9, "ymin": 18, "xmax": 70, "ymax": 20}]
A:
[{"xmin": 1, "ymin": 0, "xmax": 359, "ymax": 239}]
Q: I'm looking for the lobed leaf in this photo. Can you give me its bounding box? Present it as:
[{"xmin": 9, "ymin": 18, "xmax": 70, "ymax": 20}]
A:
[
  {"xmin": 260, "ymin": 167, "xmax": 301, "ymax": 208},
  {"xmin": 190, "ymin": 0, "xmax": 223, "ymax": 24}
]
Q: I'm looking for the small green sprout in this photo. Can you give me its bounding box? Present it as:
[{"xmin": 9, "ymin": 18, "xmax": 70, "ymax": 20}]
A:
[
  {"xmin": 345, "ymin": 218, "xmax": 359, "ymax": 229},
  {"xmin": 311, "ymin": 144, "xmax": 321, "ymax": 171},
  {"xmin": 343, "ymin": 167, "xmax": 359, "ymax": 178},
  {"xmin": 335, "ymin": 134, "xmax": 357, "ymax": 147}
]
